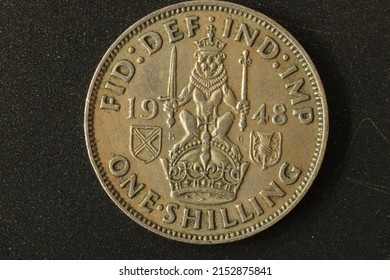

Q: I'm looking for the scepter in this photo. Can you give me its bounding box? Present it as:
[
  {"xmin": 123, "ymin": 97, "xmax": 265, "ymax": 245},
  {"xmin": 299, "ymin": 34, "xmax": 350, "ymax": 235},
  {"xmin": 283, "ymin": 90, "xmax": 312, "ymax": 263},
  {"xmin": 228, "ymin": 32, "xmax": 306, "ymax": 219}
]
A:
[{"xmin": 238, "ymin": 49, "xmax": 251, "ymax": 131}]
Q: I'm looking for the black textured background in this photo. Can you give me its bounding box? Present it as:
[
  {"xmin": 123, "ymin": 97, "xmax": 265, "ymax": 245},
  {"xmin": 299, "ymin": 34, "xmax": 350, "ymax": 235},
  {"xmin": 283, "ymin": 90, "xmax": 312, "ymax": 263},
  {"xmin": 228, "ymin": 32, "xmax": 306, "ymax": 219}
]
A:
[{"xmin": 1, "ymin": 0, "xmax": 389, "ymax": 259}]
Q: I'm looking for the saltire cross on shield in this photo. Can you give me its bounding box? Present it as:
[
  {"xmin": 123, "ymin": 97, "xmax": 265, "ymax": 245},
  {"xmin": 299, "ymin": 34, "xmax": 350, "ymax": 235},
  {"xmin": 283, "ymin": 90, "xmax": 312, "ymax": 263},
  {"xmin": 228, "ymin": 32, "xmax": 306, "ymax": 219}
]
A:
[{"xmin": 129, "ymin": 125, "xmax": 162, "ymax": 163}]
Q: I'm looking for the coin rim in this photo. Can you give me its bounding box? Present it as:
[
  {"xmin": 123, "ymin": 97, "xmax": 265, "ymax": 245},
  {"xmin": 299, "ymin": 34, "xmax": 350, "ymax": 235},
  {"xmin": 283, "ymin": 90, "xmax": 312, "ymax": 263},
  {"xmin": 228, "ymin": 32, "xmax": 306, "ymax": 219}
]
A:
[{"xmin": 84, "ymin": 0, "xmax": 329, "ymax": 244}]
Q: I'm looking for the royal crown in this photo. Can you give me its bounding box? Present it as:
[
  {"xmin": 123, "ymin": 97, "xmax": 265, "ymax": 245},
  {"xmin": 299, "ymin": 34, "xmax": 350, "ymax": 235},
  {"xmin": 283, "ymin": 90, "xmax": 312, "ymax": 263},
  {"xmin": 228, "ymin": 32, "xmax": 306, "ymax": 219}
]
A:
[
  {"xmin": 195, "ymin": 25, "xmax": 226, "ymax": 52},
  {"xmin": 160, "ymin": 139, "xmax": 248, "ymax": 205}
]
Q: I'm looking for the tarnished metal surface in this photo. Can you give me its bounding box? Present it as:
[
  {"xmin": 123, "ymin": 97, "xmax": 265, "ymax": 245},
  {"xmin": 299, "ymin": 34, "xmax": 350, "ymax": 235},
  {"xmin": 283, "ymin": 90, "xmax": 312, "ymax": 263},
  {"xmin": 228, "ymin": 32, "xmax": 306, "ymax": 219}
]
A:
[{"xmin": 85, "ymin": 1, "xmax": 328, "ymax": 244}]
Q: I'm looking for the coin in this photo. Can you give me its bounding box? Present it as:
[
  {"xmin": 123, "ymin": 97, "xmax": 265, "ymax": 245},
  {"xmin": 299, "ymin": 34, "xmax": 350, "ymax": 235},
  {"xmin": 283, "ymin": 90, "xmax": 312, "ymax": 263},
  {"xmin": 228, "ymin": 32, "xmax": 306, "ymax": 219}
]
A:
[{"xmin": 85, "ymin": 0, "xmax": 328, "ymax": 244}]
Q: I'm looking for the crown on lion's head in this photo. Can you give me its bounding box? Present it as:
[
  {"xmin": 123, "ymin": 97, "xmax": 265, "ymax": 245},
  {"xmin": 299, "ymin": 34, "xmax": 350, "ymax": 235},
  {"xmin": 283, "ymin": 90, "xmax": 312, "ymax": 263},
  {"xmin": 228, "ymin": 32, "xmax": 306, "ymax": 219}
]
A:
[{"xmin": 195, "ymin": 25, "xmax": 225, "ymax": 53}]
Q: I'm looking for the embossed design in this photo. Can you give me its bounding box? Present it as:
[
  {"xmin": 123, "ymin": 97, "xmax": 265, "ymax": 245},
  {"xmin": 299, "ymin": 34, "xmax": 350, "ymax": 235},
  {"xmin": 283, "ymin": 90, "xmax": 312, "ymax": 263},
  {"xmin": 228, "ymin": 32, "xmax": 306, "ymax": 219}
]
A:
[
  {"xmin": 160, "ymin": 140, "xmax": 248, "ymax": 205},
  {"xmin": 85, "ymin": 1, "xmax": 328, "ymax": 244},
  {"xmin": 249, "ymin": 131, "xmax": 282, "ymax": 170},
  {"xmin": 158, "ymin": 46, "xmax": 180, "ymax": 127},
  {"xmin": 238, "ymin": 49, "xmax": 251, "ymax": 131},
  {"xmin": 160, "ymin": 25, "xmax": 249, "ymax": 204},
  {"xmin": 130, "ymin": 125, "xmax": 162, "ymax": 163}
]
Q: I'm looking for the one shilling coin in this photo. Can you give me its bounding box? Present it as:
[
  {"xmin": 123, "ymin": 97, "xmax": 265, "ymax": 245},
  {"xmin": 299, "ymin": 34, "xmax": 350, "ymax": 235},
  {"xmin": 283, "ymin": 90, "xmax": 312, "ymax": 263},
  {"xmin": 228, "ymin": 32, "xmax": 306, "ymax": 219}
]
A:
[{"xmin": 85, "ymin": 0, "xmax": 328, "ymax": 244}]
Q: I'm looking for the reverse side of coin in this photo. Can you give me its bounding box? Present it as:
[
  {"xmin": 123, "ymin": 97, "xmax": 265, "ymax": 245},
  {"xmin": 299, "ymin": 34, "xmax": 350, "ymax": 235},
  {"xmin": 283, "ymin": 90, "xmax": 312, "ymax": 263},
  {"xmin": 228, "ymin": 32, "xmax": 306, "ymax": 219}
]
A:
[{"xmin": 85, "ymin": 0, "xmax": 328, "ymax": 244}]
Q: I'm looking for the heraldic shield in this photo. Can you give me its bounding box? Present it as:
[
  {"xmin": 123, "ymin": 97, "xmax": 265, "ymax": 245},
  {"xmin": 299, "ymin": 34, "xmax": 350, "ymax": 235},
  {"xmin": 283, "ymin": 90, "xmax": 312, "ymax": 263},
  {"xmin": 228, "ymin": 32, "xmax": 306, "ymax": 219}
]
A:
[
  {"xmin": 250, "ymin": 131, "xmax": 282, "ymax": 170},
  {"xmin": 130, "ymin": 125, "xmax": 162, "ymax": 163}
]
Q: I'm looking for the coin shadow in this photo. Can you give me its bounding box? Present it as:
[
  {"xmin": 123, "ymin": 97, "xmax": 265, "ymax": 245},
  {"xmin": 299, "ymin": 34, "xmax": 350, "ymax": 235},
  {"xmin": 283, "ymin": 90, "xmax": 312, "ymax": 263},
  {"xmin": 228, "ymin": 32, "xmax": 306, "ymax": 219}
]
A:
[
  {"xmin": 297, "ymin": 32, "xmax": 353, "ymax": 208},
  {"xmin": 247, "ymin": 31, "xmax": 353, "ymax": 258},
  {"xmin": 149, "ymin": 35, "xmax": 354, "ymax": 259},
  {"xmin": 242, "ymin": 32, "xmax": 353, "ymax": 259},
  {"xmin": 224, "ymin": 31, "xmax": 353, "ymax": 259}
]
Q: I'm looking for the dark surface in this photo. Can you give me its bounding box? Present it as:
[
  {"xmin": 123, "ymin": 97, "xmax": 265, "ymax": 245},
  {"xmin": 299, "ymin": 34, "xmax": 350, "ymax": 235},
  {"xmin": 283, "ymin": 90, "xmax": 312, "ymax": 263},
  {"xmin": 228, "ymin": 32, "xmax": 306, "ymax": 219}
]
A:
[{"xmin": 1, "ymin": 0, "xmax": 389, "ymax": 259}]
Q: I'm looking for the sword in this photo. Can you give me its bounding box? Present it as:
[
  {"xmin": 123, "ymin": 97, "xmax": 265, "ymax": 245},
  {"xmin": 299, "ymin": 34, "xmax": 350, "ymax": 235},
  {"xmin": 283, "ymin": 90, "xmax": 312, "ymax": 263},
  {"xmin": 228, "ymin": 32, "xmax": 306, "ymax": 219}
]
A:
[
  {"xmin": 238, "ymin": 49, "xmax": 251, "ymax": 131},
  {"xmin": 158, "ymin": 46, "xmax": 180, "ymax": 128}
]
